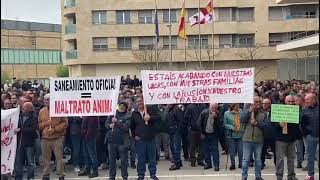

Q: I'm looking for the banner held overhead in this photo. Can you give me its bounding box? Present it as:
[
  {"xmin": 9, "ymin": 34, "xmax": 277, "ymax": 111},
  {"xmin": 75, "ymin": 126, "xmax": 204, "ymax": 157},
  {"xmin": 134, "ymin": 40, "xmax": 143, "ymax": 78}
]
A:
[
  {"xmin": 50, "ymin": 76, "xmax": 120, "ymax": 117},
  {"xmin": 141, "ymin": 68, "xmax": 255, "ymax": 104}
]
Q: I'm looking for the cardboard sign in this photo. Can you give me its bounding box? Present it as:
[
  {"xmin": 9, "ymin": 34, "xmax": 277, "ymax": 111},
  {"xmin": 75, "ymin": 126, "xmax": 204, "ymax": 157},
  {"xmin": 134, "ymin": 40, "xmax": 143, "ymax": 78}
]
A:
[
  {"xmin": 1, "ymin": 108, "xmax": 19, "ymax": 175},
  {"xmin": 271, "ymin": 104, "xmax": 300, "ymax": 124},
  {"xmin": 141, "ymin": 68, "xmax": 255, "ymax": 104},
  {"xmin": 50, "ymin": 77, "xmax": 120, "ymax": 117}
]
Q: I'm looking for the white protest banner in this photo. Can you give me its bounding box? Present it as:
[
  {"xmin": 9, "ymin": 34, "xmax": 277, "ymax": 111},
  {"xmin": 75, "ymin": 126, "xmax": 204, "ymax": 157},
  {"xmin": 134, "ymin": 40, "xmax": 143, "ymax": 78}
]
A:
[
  {"xmin": 50, "ymin": 76, "xmax": 120, "ymax": 117},
  {"xmin": 1, "ymin": 108, "xmax": 19, "ymax": 175},
  {"xmin": 141, "ymin": 68, "xmax": 254, "ymax": 104}
]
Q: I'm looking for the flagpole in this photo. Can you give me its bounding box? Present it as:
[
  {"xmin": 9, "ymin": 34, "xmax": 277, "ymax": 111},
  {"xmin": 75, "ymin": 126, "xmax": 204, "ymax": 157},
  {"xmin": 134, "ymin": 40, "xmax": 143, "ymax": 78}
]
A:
[
  {"xmin": 183, "ymin": 0, "xmax": 187, "ymax": 70},
  {"xmin": 169, "ymin": 0, "xmax": 172, "ymax": 69},
  {"xmin": 198, "ymin": 0, "xmax": 202, "ymax": 69},
  {"xmin": 211, "ymin": 0, "xmax": 215, "ymax": 69},
  {"xmin": 156, "ymin": 41, "xmax": 159, "ymax": 70},
  {"xmin": 155, "ymin": 0, "xmax": 159, "ymax": 70}
]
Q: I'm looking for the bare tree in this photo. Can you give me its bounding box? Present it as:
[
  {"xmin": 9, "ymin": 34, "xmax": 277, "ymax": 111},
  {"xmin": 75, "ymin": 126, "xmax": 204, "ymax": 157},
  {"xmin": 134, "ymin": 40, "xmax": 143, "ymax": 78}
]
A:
[
  {"xmin": 131, "ymin": 44, "xmax": 168, "ymax": 70},
  {"xmin": 186, "ymin": 46, "xmax": 223, "ymax": 70},
  {"xmin": 204, "ymin": 47, "xmax": 222, "ymax": 70},
  {"xmin": 234, "ymin": 43, "xmax": 267, "ymax": 77}
]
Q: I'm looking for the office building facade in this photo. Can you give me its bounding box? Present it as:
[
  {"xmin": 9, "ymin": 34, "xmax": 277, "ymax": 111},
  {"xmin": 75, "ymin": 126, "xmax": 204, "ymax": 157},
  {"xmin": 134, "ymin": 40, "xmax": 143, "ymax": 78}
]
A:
[{"xmin": 62, "ymin": 0, "xmax": 319, "ymax": 81}]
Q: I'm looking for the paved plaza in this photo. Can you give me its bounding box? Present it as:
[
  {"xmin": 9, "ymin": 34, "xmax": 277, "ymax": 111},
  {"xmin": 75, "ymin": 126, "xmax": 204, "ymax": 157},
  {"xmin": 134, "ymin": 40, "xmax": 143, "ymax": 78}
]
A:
[{"xmin": 24, "ymin": 154, "xmax": 319, "ymax": 180}]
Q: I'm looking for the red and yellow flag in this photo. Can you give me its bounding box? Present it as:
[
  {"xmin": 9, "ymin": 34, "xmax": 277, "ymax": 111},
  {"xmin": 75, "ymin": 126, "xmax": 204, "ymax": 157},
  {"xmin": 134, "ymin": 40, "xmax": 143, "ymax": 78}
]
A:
[
  {"xmin": 178, "ymin": 0, "xmax": 186, "ymax": 39},
  {"xmin": 201, "ymin": 1, "xmax": 213, "ymax": 16}
]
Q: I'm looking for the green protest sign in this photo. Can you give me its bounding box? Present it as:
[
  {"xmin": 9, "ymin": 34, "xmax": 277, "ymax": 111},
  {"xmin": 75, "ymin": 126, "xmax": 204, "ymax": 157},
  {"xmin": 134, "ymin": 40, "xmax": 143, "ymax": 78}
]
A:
[{"xmin": 271, "ymin": 104, "xmax": 299, "ymax": 124}]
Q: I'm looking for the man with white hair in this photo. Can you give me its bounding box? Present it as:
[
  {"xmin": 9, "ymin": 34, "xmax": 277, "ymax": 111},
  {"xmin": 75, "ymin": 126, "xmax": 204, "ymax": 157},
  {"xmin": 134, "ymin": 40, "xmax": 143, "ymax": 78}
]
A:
[
  {"xmin": 197, "ymin": 103, "xmax": 222, "ymax": 171},
  {"xmin": 38, "ymin": 94, "xmax": 68, "ymax": 180}
]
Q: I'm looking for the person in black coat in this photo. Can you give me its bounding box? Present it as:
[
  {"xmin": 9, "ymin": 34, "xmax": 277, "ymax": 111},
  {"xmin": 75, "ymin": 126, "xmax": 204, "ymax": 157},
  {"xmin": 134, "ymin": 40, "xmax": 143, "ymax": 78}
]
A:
[
  {"xmin": 183, "ymin": 103, "xmax": 208, "ymax": 167},
  {"xmin": 78, "ymin": 116, "xmax": 99, "ymax": 178},
  {"xmin": 97, "ymin": 116, "xmax": 109, "ymax": 170},
  {"xmin": 261, "ymin": 98, "xmax": 276, "ymax": 169},
  {"xmin": 105, "ymin": 101, "xmax": 131, "ymax": 180},
  {"xmin": 301, "ymin": 93, "xmax": 319, "ymax": 179},
  {"xmin": 68, "ymin": 116, "xmax": 83, "ymax": 173},
  {"xmin": 133, "ymin": 75, "xmax": 140, "ymax": 88},
  {"xmin": 130, "ymin": 96, "xmax": 160, "ymax": 180},
  {"xmin": 197, "ymin": 103, "xmax": 222, "ymax": 171},
  {"xmin": 273, "ymin": 95, "xmax": 301, "ymax": 180},
  {"xmin": 167, "ymin": 104, "xmax": 184, "ymax": 171},
  {"xmin": 14, "ymin": 102, "xmax": 38, "ymax": 180}
]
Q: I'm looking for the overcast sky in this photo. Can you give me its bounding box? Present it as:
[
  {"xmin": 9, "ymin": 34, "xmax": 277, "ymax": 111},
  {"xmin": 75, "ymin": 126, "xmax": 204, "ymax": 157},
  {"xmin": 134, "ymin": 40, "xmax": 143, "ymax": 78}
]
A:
[{"xmin": 1, "ymin": 0, "xmax": 61, "ymax": 24}]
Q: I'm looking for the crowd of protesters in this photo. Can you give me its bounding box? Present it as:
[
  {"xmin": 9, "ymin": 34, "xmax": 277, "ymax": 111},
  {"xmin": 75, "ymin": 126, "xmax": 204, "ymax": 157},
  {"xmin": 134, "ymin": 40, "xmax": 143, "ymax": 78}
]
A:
[{"xmin": 1, "ymin": 76, "xmax": 319, "ymax": 180}]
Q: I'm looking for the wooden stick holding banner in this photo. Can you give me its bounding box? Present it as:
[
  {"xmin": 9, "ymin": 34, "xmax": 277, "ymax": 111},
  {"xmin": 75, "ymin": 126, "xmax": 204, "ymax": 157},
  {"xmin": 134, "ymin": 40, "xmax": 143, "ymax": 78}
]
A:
[
  {"xmin": 282, "ymin": 123, "xmax": 288, "ymax": 134},
  {"xmin": 144, "ymin": 104, "xmax": 148, "ymax": 125}
]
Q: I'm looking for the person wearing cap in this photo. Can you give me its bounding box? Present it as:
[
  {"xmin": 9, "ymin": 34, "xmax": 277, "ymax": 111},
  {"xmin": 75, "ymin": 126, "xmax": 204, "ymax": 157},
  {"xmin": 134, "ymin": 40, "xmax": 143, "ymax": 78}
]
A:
[{"xmin": 105, "ymin": 101, "xmax": 131, "ymax": 180}]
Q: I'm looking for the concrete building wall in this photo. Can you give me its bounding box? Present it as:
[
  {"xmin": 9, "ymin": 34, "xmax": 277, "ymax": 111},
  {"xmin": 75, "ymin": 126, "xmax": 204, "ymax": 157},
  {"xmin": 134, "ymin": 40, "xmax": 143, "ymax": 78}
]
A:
[
  {"xmin": 1, "ymin": 64, "xmax": 59, "ymax": 79},
  {"xmin": 62, "ymin": 0, "xmax": 319, "ymax": 81},
  {"xmin": 1, "ymin": 22, "xmax": 62, "ymax": 81}
]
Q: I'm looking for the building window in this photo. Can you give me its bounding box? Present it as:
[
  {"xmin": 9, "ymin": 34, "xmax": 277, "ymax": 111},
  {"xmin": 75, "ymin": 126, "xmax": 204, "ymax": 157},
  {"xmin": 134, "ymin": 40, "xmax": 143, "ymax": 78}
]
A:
[
  {"xmin": 116, "ymin": 11, "xmax": 131, "ymax": 24},
  {"xmin": 236, "ymin": 34, "xmax": 255, "ymax": 47},
  {"xmin": 289, "ymin": 4, "xmax": 318, "ymax": 19},
  {"xmin": 232, "ymin": 8, "xmax": 237, "ymax": 21},
  {"xmin": 219, "ymin": 8, "xmax": 254, "ymax": 22},
  {"xmin": 238, "ymin": 8, "xmax": 254, "ymax": 22},
  {"xmin": 139, "ymin": 10, "xmax": 153, "ymax": 24},
  {"xmin": 288, "ymin": 31, "xmax": 319, "ymax": 40},
  {"xmin": 92, "ymin": 11, "xmax": 107, "ymax": 24},
  {"xmin": 163, "ymin": 36, "xmax": 177, "ymax": 49},
  {"xmin": 219, "ymin": 34, "xmax": 232, "ymax": 48},
  {"xmin": 188, "ymin": 9, "xmax": 198, "ymax": 20},
  {"xmin": 117, "ymin": 37, "xmax": 132, "ymax": 50},
  {"xmin": 188, "ymin": 35, "xmax": 209, "ymax": 49},
  {"xmin": 269, "ymin": 33, "xmax": 285, "ymax": 46},
  {"xmin": 139, "ymin": 37, "xmax": 154, "ymax": 49},
  {"xmin": 269, "ymin": 7, "xmax": 285, "ymax": 21},
  {"xmin": 218, "ymin": 8, "xmax": 232, "ymax": 22},
  {"xmin": 163, "ymin": 10, "xmax": 177, "ymax": 23},
  {"xmin": 92, "ymin": 37, "xmax": 108, "ymax": 51}
]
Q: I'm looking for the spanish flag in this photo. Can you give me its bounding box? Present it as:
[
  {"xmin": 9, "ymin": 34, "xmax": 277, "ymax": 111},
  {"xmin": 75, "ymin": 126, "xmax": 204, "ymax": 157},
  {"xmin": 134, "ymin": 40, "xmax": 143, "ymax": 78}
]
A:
[{"xmin": 178, "ymin": 0, "xmax": 186, "ymax": 39}]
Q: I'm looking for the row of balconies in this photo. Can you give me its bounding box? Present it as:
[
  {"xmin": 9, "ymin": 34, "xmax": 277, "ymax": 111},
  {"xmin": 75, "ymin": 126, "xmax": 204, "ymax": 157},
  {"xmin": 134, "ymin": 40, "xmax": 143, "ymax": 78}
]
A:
[
  {"xmin": 64, "ymin": 19, "xmax": 319, "ymax": 39},
  {"xmin": 64, "ymin": 45, "xmax": 290, "ymax": 64}
]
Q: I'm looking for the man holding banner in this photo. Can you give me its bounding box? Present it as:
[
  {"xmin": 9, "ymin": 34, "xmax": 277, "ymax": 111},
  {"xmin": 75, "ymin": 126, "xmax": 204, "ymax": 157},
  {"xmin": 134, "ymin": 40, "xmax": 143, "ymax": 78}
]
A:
[
  {"xmin": 241, "ymin": 96, "xmax": 268, "ymax": 180},
  {"xmin": 38, "ymin": 94, "xmax": 68, "ymax": 180},
  {"xmin": 130, "ymin": 96, "xmax": 161, "ymax": 180},
  {"xmin": 105, "ymin": 101, "xmax": 131, "ymax": 180},
  {"xmin": 272, "ymin": 95, "xmax": 300, "ymax": 180}
]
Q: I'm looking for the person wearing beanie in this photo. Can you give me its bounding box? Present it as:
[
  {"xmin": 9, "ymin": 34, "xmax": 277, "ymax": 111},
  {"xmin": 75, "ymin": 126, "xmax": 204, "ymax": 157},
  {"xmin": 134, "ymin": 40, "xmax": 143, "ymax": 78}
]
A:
[{"xmin": 105, "ymin": 101, "xmax": 131, "ymax": 180}]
